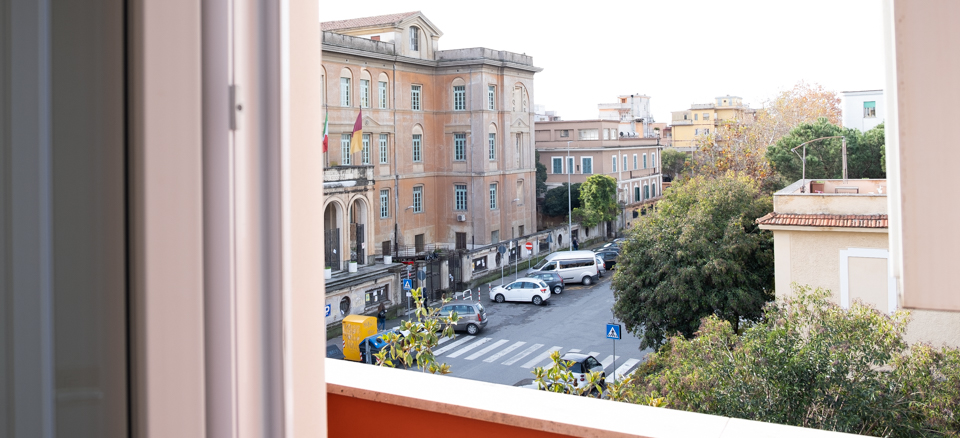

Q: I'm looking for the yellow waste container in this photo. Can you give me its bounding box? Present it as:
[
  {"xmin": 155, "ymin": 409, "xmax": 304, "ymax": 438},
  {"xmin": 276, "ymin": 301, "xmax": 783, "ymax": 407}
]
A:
[{"xmin": 342, "ymin": 315, "xmax": 378, "ymax": 362}]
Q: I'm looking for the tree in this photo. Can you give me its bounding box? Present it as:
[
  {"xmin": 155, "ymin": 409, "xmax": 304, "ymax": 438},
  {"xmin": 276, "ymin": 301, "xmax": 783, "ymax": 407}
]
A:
[
  {"xmin": 574, "ymin": 175, "xmax": 618, "ymax": 228},
  {"xmin": 535, "ymin": 150, "xmax": 548, "ymax": 197},
  {"xmin": 622, "ymin": 286, "xmax": 960, "ymax": 437},
  {"xmin": 766, "ymin": 118, "xmax": 885, "ymax": 183},
  {"xmin": 752, "ymin": 81, "xmax": 842, "ymax": 150},
  {"xmin": 693, "ymin": 120, "xmax": 775, "ymax": 185},
  {"xmin": 612, "ymin": 172, "xmax": 774, "ymax": 350},
  {"xmin": 542, "ymin": 183, "xmax": 581, "ymax": 218},
  {"xmin": 374, "ymin": 287, "xmax": 457, "ymax": 374},
  {"xmin": 660, "ymin": 148, "xmax": 688, "ymax": 181}
]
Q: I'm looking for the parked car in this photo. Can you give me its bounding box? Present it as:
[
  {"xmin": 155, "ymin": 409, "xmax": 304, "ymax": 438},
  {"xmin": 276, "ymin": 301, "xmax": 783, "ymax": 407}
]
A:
[
  {"xmin": 594, "ymin": 250, "xmax": 619, "ymax": 270},
  {"xmin": 561, "ymin": 352, "xmax": 607, "ymax": 395},
  {"xmin": 593, "ymin": 243, "xmax": 621, "ymax": 253},
  {"xmin": 595, "ymin": 255, "xmax": 606, "ymax": 277},
  {"xmin": 438, "ymin": 300, "xmax": 487, "ymax": 335},
  {"xmin": 526, "ymin": 251, "xmax": 600, "ymax": 285},
  {"xmin": 527, "ymin": 271, "xmax": 564, "ymax": 294},
  {"xmin": 489, "ymin": 278, "xmax": 551, "ymax": 305}
]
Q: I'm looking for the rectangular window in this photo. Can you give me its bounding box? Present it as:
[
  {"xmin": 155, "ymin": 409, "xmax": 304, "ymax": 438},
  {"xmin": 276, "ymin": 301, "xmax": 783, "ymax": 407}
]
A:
[
  {"xmin": 578, "ymin": 129, "xmax": 598, "ymax": 140},
  {"xmin": 552, "ymin": 157, "xmax": 563, "ymax": 174},
  {"xmin": 488, "ymin": 133, "xmax": 496, "ymax": 160},
  {"xmin": 567, "ymin": 157, "xmax": 574, "ymax": 175},
  {"xmin": 361, "ymin": 133, "xmax": 370, "ymax": 164},
  {"xmin": 380, "ymin": 189, "xmax": 389, "ymax": 218},
  {"xmin": 864, "ymin": 101, "xmax": 876, "ymax": 117},
  {"xmin": 454, "ymin": 133, "xmax": 466, "ymax": 161},
  {"xmin": 454, "ymin": 184, "xmax": 467, "ymax": 211},
  {"xmin": 378, "ymin": 81, "xmax": 387, "ymax": 109},
  {"xmin": 410, "ymin": 27, "xmax": 419, "ymax": 51},
  {"xmin": 488, "ymin": 85, "xmax": 495, "ymax": 110},
  {"xmin": 411, "ymin": 85, "xmax": 421, "ymax": 111},
  {"xmin": 612, "ymin": 155, "xmax": 617, "ymax": 172},
  {"xmin": 489, "ymin": 183, "xmax": 498, "ymax": 209},
  {"xmin": 491, "ymin": 230, "xmax": 499, "ymax": 244},
  {"xmin": 643, "ymin": 153, "xmax": 647, "ymax": 169},
  {"xmin": 413, "ymin": 186, "xmax": 423, "ymax": 213},
  {"xmin": 695, "ymin": 128, "xmax": 700, "ymax": 135},
  {"xmin": 559, "ymin": 129, "xmax": 569, "ymax": 138},
  {"xmin": 603, "ymin": 129, "xmax": 609, "ymax": 140},
  {"xmin": 360, "ymin": 79, "xmax": 370, "ymax": 108},
  {"xmin": 340, "ymin": 78, "xmax": 351, "ymax": 106},
  {"xmin": 644, "ymin": 185, "xmax": 650, "ymax": 200},
  {"xmin": 454, "ymin": 85, "xmax": 466, "ymax": 111},
  {"xmin": 694, "ymin": 113, "xmax": 698, "ymax": 121},
  {"xmin": 703, "ymin": 113, "xmax": 709, "ymax": 120},
  {"xmin": 634, "ymin": 186, "xmax": 640, "ymax": 202},
  {"xmin": 704, "ymin": 129, "xmax": 710, "ymax": 135},
  {"xmin": 340, "ymin": 134, "xmax": 351, "ymax": 165},
  {"xmin": 415, "ymin": 233, "xmax": 424, "ymax": 253},
  {"xmin": 412, "ymin": 134, "xmax": 422, "ymax": 162},
  {"xmin": 379, "ymin": 134, "xmax": 388, "ymax": 164},
  {"xmin": 633, "ymin": 154, "xmax": 638, "ymax": 170},
  {"xmin": 582, "ymin": 157, "xmax": 593, "ymax": 174},
  {"xmin": 623, "ymin": 155, "xmax": 627, "ymax": 171}
]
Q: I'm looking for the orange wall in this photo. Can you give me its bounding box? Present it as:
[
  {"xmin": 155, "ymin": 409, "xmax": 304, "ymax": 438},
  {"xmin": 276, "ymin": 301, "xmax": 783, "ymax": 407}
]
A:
[{"xmin": 328, "ymin": 393, "xmax": 576, "ymax": 438}]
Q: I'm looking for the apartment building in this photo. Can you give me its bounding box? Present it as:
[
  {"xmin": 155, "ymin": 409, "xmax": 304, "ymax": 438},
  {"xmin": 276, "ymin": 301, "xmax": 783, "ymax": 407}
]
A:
[
  {"xmin": 757, "ymin": 179, "xmax": 959, "ymax": 348},
  {"xmin": 670, "ymin": 95, "xmax": 756, "ymax": 150},
  {"xmin": 535, "ymin": 119, "xmax": 663, "ymax": 221},
  {"xmin": 321, "ymin": 12, "xmax": 541, "ymax": 260},
  {"xmin": 597, "ymin": 93, "xmax": 656, "ymax": 138},
  {"xmin": 841, "ymin": 89, "xmax": 885, "ymax": 132}
]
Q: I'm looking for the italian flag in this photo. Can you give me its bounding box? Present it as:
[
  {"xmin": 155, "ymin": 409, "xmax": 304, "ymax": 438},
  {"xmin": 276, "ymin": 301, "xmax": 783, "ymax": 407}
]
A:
[{"xmin": 321, "ymin": 110, "xmax": 329, "ymax": 153}]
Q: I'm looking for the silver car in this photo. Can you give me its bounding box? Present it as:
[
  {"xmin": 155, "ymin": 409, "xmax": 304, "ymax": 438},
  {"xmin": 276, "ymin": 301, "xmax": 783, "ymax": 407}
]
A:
[{"xmin": 489, "ymin": 278, "xmax": 551, "ymax": 305}]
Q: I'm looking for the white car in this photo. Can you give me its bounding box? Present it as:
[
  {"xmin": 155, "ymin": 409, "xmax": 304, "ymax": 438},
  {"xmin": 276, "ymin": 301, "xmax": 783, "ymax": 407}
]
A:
[{"xmin": 489, "ymin": 278, "xmax": 551, "ymax": 305}]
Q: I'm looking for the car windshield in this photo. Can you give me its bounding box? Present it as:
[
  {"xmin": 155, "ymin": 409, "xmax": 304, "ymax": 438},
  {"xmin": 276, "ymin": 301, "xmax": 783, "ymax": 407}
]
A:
[{"xmin": 532, "ymin": 258, "xmax": 551, "ymax": 269}]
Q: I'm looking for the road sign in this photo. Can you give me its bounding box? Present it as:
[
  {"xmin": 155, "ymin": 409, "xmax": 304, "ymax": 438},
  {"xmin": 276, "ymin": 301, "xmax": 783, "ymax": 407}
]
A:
[
  {"xmin": 325, "ymin": 304, "xmax": 331, "ymax": 317},
  {"xmin": 546, "ymin": 234, "xmax": 553, "ymax": 243},
  {"xmin": 498, "ymin": 245, "xmax": 507, "ymax": 254},
  {"xmin": 525, "ymin": 242, "xmax": 533, "ymax": 251},
  {"xmin": 402, "ymin": 279, "xmax": 413, "ymax": 291},
  {"xmin": 417, "ymin": 269, "xmax": 426, "ymax": 281},
  {"xmin": 606, "ymin": 323, "xmax": 622, "ymax": 340}
]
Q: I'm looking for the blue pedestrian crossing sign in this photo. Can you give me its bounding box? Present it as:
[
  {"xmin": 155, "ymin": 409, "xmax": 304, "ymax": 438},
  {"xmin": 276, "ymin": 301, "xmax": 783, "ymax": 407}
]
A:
[
  {"xmin": 606, "ymin": 323, "xmax": 622, "ymax": 340},
  {"xmin": 402, "ymin": 279, "xmax": 413, "ymax": 291}
]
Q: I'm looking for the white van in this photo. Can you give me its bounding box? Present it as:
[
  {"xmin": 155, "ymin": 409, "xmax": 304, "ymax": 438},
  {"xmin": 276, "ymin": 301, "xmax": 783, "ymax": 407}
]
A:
[{"xmin": 526, "ymin": 250, "xmax": 600, "ymax": 285}]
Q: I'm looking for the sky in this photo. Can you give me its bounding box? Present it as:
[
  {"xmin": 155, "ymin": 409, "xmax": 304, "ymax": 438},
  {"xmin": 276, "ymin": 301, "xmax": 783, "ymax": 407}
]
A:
[{"xmin": 320, "ymin": 0, "xmax": 886, "ymax": 123}]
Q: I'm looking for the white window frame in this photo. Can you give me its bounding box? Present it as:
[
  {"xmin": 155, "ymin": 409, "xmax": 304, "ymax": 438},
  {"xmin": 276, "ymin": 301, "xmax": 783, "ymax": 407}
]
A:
[
  {"xmin": 643, "ymin": 153, "xmax": 647, "ymax": 169},
  {"xmin": 487, "ymin": 85, "xmax": 495, "ymax": 110},
  {"xmin": 378, "ymin": 81, "xmax": 387, "ymax": 109},
  {"xmin": 581, "ymin": 157, "xmax": 593, "ymax": 174},
  {"xmin": 361, "ymin": 133, "xmax": 370, "ymax": 164},
  {"xmin": 413, "ymin": 186, "xmax": 423, "ymax": 213},
  {"xmin": 633, "ymin": 154, "xmax": 638, "ymax": 170},
  {"xmin": 340, "ymin": 134, "xmax": 351, "ymax": 165},
  {"xmin": 454, "ymin": 184, "xmax": 467, "ymax": 211},
  {"xmin": 360, "ymin": 79, "xmax": 370, "ymax": 108},
  {"xmin": 410, "ymin": 26, "xmax": 419, "ymax": 51},
  {"xmin": 340, "ymin": 77, "xmax": 350, "ymax": 107},
  {"xmin": 454, "ymin": 133, "xmax": 466, "ymax": 161},
  {"xmin": 552, "ymin": 157, "xmax": 563, "ymax": 174},
  {"xmin": 623, "ymin": 155, "xmax": 627, "ymax": 171},
  {"xmin": 566, "ymin": 157, "xmax": 574, "ymax": 175},
  {"xmin": 489, "ymin": 183, "xmax": 498, "ymax": 210},
  {"xmin": 454, "ymin": 85, "xmax": 466, "ymax": 111},
  {"xmin": 412, "ymin": 134, "xmax": 422, "ymax": 163},
  {"xmin": 578, "ymin": 129, "xmax": 598, "ymax": 140},
  {"xmin": 488, "ymin": 133, "xmax": 496, "ymax": 160},
  {"xmin": 612, "ymin": 155, "xmax": 617, "ymax": 172},
  {"xmin": 380, "ymin": 189, "xmax": 389, "ymax": 218},
  {"xmin": 411, "ymin": 85, "xmax": 421, "ymax": 111},
  {"xmin": 379, "ymin": 134, "xmax": 388, "ymax": 164}
]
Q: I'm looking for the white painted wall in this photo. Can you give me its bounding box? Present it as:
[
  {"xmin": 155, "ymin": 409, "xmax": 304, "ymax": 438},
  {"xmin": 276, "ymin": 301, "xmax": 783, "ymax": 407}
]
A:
[{"xmin": 841, "ymin": 90, "xmax": 885, "ymax": 132}]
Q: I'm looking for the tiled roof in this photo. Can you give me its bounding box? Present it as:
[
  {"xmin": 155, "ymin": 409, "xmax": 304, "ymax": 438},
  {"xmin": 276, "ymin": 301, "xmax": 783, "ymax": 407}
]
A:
[
  {"xmin": 321, "ymin": 12, "xmax": 419, "ymax": 31},
  {"xmin": 756, "ymin": 213, "xmax": 888, "ymax": 229}
]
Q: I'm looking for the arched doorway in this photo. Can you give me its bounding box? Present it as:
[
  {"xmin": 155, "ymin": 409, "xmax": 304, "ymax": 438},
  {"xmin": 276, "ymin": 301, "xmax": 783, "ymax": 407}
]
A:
[
  {"xmin": 349, "ymin": 198, "xmax": 369, "ymax": 265},
  {"xmin": 324, "ymin": 202, "xmax": 344, "ymax": 271}
]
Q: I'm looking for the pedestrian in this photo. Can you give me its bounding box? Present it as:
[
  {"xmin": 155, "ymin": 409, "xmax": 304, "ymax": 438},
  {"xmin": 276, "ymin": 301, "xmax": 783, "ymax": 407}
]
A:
[
  {"xmin": 376, "ymin": 302, "xmax": 386, "ymax": 331},
  {"xmin": 572, "ymin": 237, "xmax": 579, "ymax": 251}
]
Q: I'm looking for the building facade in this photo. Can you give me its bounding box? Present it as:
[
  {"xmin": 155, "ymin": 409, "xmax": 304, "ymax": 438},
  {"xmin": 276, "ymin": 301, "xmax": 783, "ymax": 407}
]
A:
[
  {"xmin": 670, "ymin": 95, "xmax": 755, "ymax": 151},
  {"xmin": 320, "ymin": 12, "xmax": 541, "ymax": 259},
  {"xmin": 597, "ymin": 94, "xmax": 656, "ymax": 138},
  {"xmin": 841, "ymin": 89, "xmax": 885, "ymax": 132},
  {"xmin": 757, "ymin": 179, "xmax": 960, "ymax": 348},
  {"xmin": 534, "ymin": 119, "xmax": 663, "ymax": 227}
]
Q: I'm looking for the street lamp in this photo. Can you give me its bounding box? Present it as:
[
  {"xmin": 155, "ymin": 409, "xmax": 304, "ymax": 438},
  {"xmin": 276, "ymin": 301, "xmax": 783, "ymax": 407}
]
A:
[
  {"xmin": 790, "ymin": 136, "xmax": 847, "ymax": 193},
  {"xmin": 567, "ymin": 141, "xmax": 572, "ymax": 251}
]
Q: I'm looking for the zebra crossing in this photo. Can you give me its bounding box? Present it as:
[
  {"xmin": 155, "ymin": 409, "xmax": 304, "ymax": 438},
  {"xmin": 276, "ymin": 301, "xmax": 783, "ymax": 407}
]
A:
[{"xmin": 433, "ymin": 335, "xmax": 643, "ymax": 382}]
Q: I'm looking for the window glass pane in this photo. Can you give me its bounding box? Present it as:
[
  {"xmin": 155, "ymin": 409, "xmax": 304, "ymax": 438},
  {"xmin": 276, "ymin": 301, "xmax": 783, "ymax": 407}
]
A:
[
  {"xmin": 488, "ymin": 133, "xmax": 496, "ymax": 160},
  {"xmin": 582, "ymin": 157, "xmax": 592, "ymax": 174},
  {"xmin": 340, "ymin": 134, "xmax": 351, "ymax": 165},
  {"xmin": 488, "ymin": 85, "xmax": 495, "ymax": 110},
  {"xmin": 413, "ymin": 186, "xmax": 423, "ymax": 212},
  {"xmin": 567, "ymin": 157, "xmax": 573, "ymax": 174},
  {"xmin": 552, "ymin": 157, "xmax": 562, "ymax": 174},
  {"xmin": 361, "ymin": 133, "xmax": 370, "ymax": 164},
  {"xmin": 360, "ymin": 79, "xmax": 370, "ymax": 108},
  {"xmin": 379, "ymin": 81, "xmax": 387, "ymax": 109},
  {"xmin": 489, "ymin": 184, "xmax": 497, "ymax": 209},
  {"xmin": 455, "ymin": 184, "xmax": 467, "ymax": 210},
  {"xmin": 411, "ymin": 85, "xmax": 421, "ymax": 111},
  {"xmin": 454, "ymin": 85, "xmax": 465, "ymax": 111},
  {"xmin": 454, "ymin": 133, "xmax": 466, "ymax": 161},
  {"xmin": 412, "ymin": 134, "xmax": 422, "ymax": 162},
  {"xmin": 380, "ymin": 189, "xmax": 389, "ymax": 218},
  {"xmin": 340, "ymin": 78, "xmax": 350, "ymax": 106},
  {"xmin": 379, "ymin": 134, "xmax": 388, "ymax": 164}
]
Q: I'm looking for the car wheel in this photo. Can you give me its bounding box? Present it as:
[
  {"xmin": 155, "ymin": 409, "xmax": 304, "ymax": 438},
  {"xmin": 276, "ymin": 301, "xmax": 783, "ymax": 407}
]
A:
[
  {"xmin": 466, "ymin": 323, "xmax": 479, "ymax": 335},
  {"xmin": 532, "ymin": 295, "xmax": 543, "ymax": 305},
  {"xmin": 582, "ymin": 275, "xmax": 593, "ymax": 286},
  {"xmin": 495, "ymin": 294, "xmax": 505, "ymax": 303},
  {"xmin": 553, "ymin": 285, "xmax": 562, "ymax": 294}
]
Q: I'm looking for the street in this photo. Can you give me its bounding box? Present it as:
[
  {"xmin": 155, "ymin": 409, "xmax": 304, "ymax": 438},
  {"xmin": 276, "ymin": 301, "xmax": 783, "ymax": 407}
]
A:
[{"xmin": 399, "ymin": 273, "xmax": 653, "ymax": 387}]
